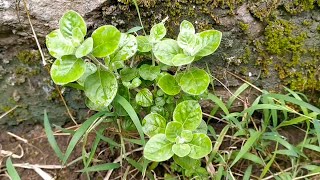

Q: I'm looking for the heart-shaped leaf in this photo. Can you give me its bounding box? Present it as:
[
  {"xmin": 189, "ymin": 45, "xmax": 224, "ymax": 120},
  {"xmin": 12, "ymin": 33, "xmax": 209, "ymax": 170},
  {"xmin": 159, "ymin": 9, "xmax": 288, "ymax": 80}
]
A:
[
  {"xmin": 153, "ymin": 39, "xmax": 183, "ymax": 66},
  {"xmin": 50, "ymin": 55, "xmax": 85, "ymax": 85},
  {"xmin": 75, "ymin": 37, "xmax": 93, "ymax": 58},
  {"xmin": 139, "ymin": 64, "xmax": 160, "ymax": 81},
  {"xmin": 110, "ymin": 33, "xmax": 137, "ymax": 61},
  {"xmin": 137, "ymin": 36, "xmax": 152, "ymax": 52},
  {"xmin": 136, "ymin": 88, "xmax": 153, "ymax": 107},
  {"xmin": 165, "ymin": 121, "xmax": 183, "ymax": 142},
  {"xmin": 59, "ymin": 10, "xmax": 86, "ymax": 39},
  {"xmin": 172, "ymin": 144, "xmax": 191, "ymax": 157},
  {"xmin": 179, "ymin": 68, "xmax": 210, "ymax": 95},
  {"xmin": 84, "ymin": 70, "xmax": 118, "ymax": 107},
  {"xmin": 142, "ymin": 113, "xmax": 167, "ymax": 137},
  {"xmin": 188, "ymin": 133, "xmax": 212, "ymax": 159},
  {"xmin": 150, "ymin": 22, "xmax": 166, "ymax": 42},
  {"xmin": 196, "ymin": 30, "xmax": 222, "ymax": 57},
  {"xmin": 92, "ymin": 25, "xmax": 121, "ymax": 57},
  {"xmin": 157, "ymin": 74, "xmax": 180, "ymax": 96},
  {"xmin": 46, "ymin": 30, "xmax": 75, "ymax": 58},
  {"xmin": 173, "ymin": 100, "xmax": 202, "ymax": 131},
  {"xmin": 144, "ymin": 134, "xmax": 174, "ymax": 162}
]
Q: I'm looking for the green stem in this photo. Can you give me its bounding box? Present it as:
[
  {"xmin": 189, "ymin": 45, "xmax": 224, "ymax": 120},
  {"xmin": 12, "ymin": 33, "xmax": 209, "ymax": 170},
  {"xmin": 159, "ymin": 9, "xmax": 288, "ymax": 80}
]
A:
[{"xmin": 88, "ymin": 54, "xmax": 109, "ymax": 71}]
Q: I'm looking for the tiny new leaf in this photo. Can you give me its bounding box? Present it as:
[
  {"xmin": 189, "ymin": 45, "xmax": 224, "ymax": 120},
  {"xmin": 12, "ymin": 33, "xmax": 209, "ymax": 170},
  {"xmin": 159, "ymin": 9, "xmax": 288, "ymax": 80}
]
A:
[
  {"xmin": 165, "ymin": 121, "xmax": 183, "ymax": 142},
  {"xmin": 50, "ymin": 55, "xmax": 86, "ymax": 85},
  {"xmin": 75, "ymin": 37, "xmax": 93, "ymax": 58},
  {"xmin": 144, "ymin": 134, "xmax": 174, "ymax": 162},
  {"xmin": 150, "ymin": 22, "xmax": 166, "ymax": 42}
]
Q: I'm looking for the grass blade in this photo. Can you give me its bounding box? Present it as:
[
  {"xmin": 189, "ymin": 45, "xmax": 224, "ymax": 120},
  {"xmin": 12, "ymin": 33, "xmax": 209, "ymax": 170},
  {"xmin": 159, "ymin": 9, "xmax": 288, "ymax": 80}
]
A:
[
  {"xmin": 243, "ymin": 165, "xmax": 252, "ymax": 180},
  {"xmin": 260, "ymin": 142, "xmax": 278, "ymax": 179},
  {"xmin": 62, "ymin": 111, "xmax": 113, "ymax": 164},
  {"xmin": 43, "ymin": 110, "xmax": 64, "ymax": 160},
  {"xmin": 277, "ymin": 112, "xmax": 318, "ymax": 129},
  {"xmin": 226, "ymin": 83, "xmax": 249, "ymax": 108},
  {"xmin": 231, "ymin": 130, "xmax": 262, "ymax": 167},
  {"xmin": 77, "ymin": 163, "xmax": 120, "ymax": 172},
  {"xmin": 114, "ymin": 95, "xmax": 145, "ymax": 145},
  {"xmin": 96, "ymin": 131, "xmax": 120, "ymax": 147},
  {"xmin": 207, "ymin": 93, "xmax": 230, "ymax": 115},
  {"xmin": 6, "ymin": 157, "xmax": 21, "ymax": 180},
  {"xmin": 210, "ymin": 125, "xmax": 230, "ymax": 160}
]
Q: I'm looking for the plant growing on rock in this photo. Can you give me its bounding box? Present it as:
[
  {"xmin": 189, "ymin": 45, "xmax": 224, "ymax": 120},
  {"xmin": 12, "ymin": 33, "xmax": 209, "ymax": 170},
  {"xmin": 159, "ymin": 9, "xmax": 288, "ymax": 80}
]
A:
[{"xmin": 45, "ymin": 9, "xmax": 222, "ymax": 177}]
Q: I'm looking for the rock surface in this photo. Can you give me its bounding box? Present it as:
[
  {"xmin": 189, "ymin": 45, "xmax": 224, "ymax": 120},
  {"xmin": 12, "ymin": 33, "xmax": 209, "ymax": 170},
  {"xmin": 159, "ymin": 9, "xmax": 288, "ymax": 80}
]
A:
[{"xmin": 0, "ymin": 0, "xmax": 319, "ymax": 124}]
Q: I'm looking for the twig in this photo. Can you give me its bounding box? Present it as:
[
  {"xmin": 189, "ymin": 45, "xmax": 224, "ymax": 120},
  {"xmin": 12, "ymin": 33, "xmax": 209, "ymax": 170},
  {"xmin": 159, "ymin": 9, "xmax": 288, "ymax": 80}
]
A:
[
  {"xmin": 104, "ymin": 147, "xmax": 144, "ymax": 180},
  {"xmin": 22, "ymin": 0, "xmax": 46, "ymax": 66},
  {"xmin": 7, "ymin": 132, "xmax": 28, "ymax": 143},
  {"xmin": 12, "ymin": 163, "xmax": 65, "ymax": 169},
  {"xmin": 0, "ymin": 105, "xmax": 18, "ymax": 119},
  {"xmin": 32, "ymin": 166, "xmax": 54, "ymax": 180}
]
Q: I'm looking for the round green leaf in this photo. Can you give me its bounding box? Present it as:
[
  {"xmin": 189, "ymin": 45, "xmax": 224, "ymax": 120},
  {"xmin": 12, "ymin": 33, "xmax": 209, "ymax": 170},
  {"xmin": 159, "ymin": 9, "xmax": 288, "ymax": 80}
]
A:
[
  {"xmin": 188, "ymin": 133, "xmax": 212, "ymax": 159},
  {"xmin": 92, "ymin": 25, "xmax": 121, "ymax": 57},
  {"xmin": 110, "ymin": 33, "xmax": 137, "ymax": 61},
  {"xmin": 135, "ymin": 88, "xmax": 153, "ymax": 107},
  {"xmin": 59, "ymin": 10, "xmax": 86, "ymax": 38},
  {"xmin": 196, "ymin": 30, "xmax": 222, "ymax": 57},
  {"xmin": 165, "ymin": 122, "xmax": 183, "ymax": 142},
  {"xmin": 139, "ymin": 64, "xmax": 160, "ymax": 81},
  {"xmin": 153, "ymin": 39, "xmax": 183, "ymax": 66},
  {"xmin": 179, "ymin": 68, "xmax": 210, "ymax": 95},
  {"xmin": 144, "ymin": 134, "xmax": 174, "ymax": 162},
  {"xmin": 137, "ymin": 36, "xmax": 152, "ymax": 52},
  {"xmin": 173, "ymin": 100, "xmax": 202, "ymax": 131},
  {"xmin": 84, "ymin": 70, "xmax": 118, "ymax": 107},
  {"xmin": 77, "ymin": 61, "xmax": 97, "ymax": 86},
  {"xmin": 142, "ymin": 113, "xmax": 167, "ymax": 137},
  {"xmin": 157, "ymin": 74, "xmax": 180, "ymax": 96},
  {"xmin": 172, "ymin": 53, "xmax": 195, "ymax": 66},
  {"xmin": 180, "ymin": 20, "xmax": 195, "ymax": 34},
  {"xmin": 150, "ymin": 22, "xmax": 166, "ymax": 42},
  {"xmin": 46, "ymin": 30, "xmax": 75, "ymax": 58},
  {"xmin": 75, "ymin": 37, "xmax": 93, "ymax": 58},
  {"xmin": 194, "ymin": 120, "xmax": 208, "ymax": 134},
  {"xmin": 50, "ymin": 55, "xmax": 85, "ymax": 85},
  {"xmin": 172, "ymin": 144, "xmax": 191, "ymax": 157},
  {"xmin": 120, "ymin": 68, "xmax": 138, "ymax": 82}
]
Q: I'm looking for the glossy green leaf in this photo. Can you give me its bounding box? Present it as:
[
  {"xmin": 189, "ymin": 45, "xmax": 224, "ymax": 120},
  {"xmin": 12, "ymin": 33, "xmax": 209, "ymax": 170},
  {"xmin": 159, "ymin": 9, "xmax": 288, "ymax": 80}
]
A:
[
  {"xmin": 150, "ymin": 22, "xmax": 166, "ymax": 42},
  {"xmin": 110, "ymin": 33, "xmax": 137, "ymax": 61},
  {"xmin": 196, "ymin": 30, "xmax": 222, "ymax": 57},
  {"xmin": 173, "ymin": 100, "xmax": 202, "ymax": 131},
  {"xmin": 137, "ymin": 36, "xmax": 152, "ymax": 52},
  {"xmin": 59, "ymin": 10, "xmax": 86, "ymax": 38},
  {"xmin": 136, "ymin": 88, "xmax": 153, "ymax": 107},
  {"xmin": 46, "ymin": 29, "xmax": 75, "ymax": 58},
  {"xmin": 172, "ymin": 53, "xmax": 195, "ymax": 66},
  {"xmin": 165, "ymin": 121, "xmax": 183, "ymax": 142},
  {"xmin": 92, "ymin": 25, "xmax": 121, "ymax": 57},
  {"xmin": 138, "ymin": 64, "xmax": 160, "ymax": 81},
  {"xmin": 188, "ymin": 133, "xmax": 212, "ymax": 159},
  {"xmin": 173, "ymin": 155, "xmax": 201, "ymax": 170},
  {"xmin": 177, "ymin": 32, "xmax": 202, "ymax": 56},
  {"xmin": 77, "ymin": 61, "xmax": 97, "ymax": 86},
  {"xmin": 75, "ymin": 37, "xmax": 93, "ymax": 58},
  {"xmin": 172, "ymin": 144, "xmax": 191, "ymax": 157},
  {"xmin": 144, "ymin": 134, "xmax": 174, "ymax": 162},
  {"xmin": 153, "ymin": 39, "xmax": 183, "ymax": 66},
  {"xmin": 179, "ymin": 68, "xmax": 210, "ymax": 95},
  {"xmin": 180, "ymin": 130, "xmax": 193, "ymax": 142},
  {"xmin": 157, "ymin": 74, "xmax": 181, "ymax": 96},
  {"xmin": 85, "ymin": 98, "xmax": 107, "ymax": 111},
  {"xmin": 50, "ymin": 55, "xmax": 85, "ymax": 85},
  {"xmin": 120, "ymin": 68, "xmax": 138, "ymax": 82},
  {"xmin": 180, "ymin": 20, "xmax": 195, "ymax": 34},
  {"xmin": 84, "ymin": 70, "xmax": 118, "ymax": 107},
  {"xmin": 71, "ymin": 27, "xmax": 84, "ymax": 46},
  {"xmin": 194, "ymin": 120, "xmax": 208, "ymax": 134},
  {"xmin": 142, "ymin": 113, "xmax": 167, "ymax": 137}
]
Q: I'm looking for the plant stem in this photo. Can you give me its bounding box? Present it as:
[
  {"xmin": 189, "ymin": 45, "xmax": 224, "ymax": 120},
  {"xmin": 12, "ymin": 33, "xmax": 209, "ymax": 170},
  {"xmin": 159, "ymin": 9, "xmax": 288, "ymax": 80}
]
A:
[{"xmin": 88, "ymin": 54, "xmax": 109, "ymax": 71}]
